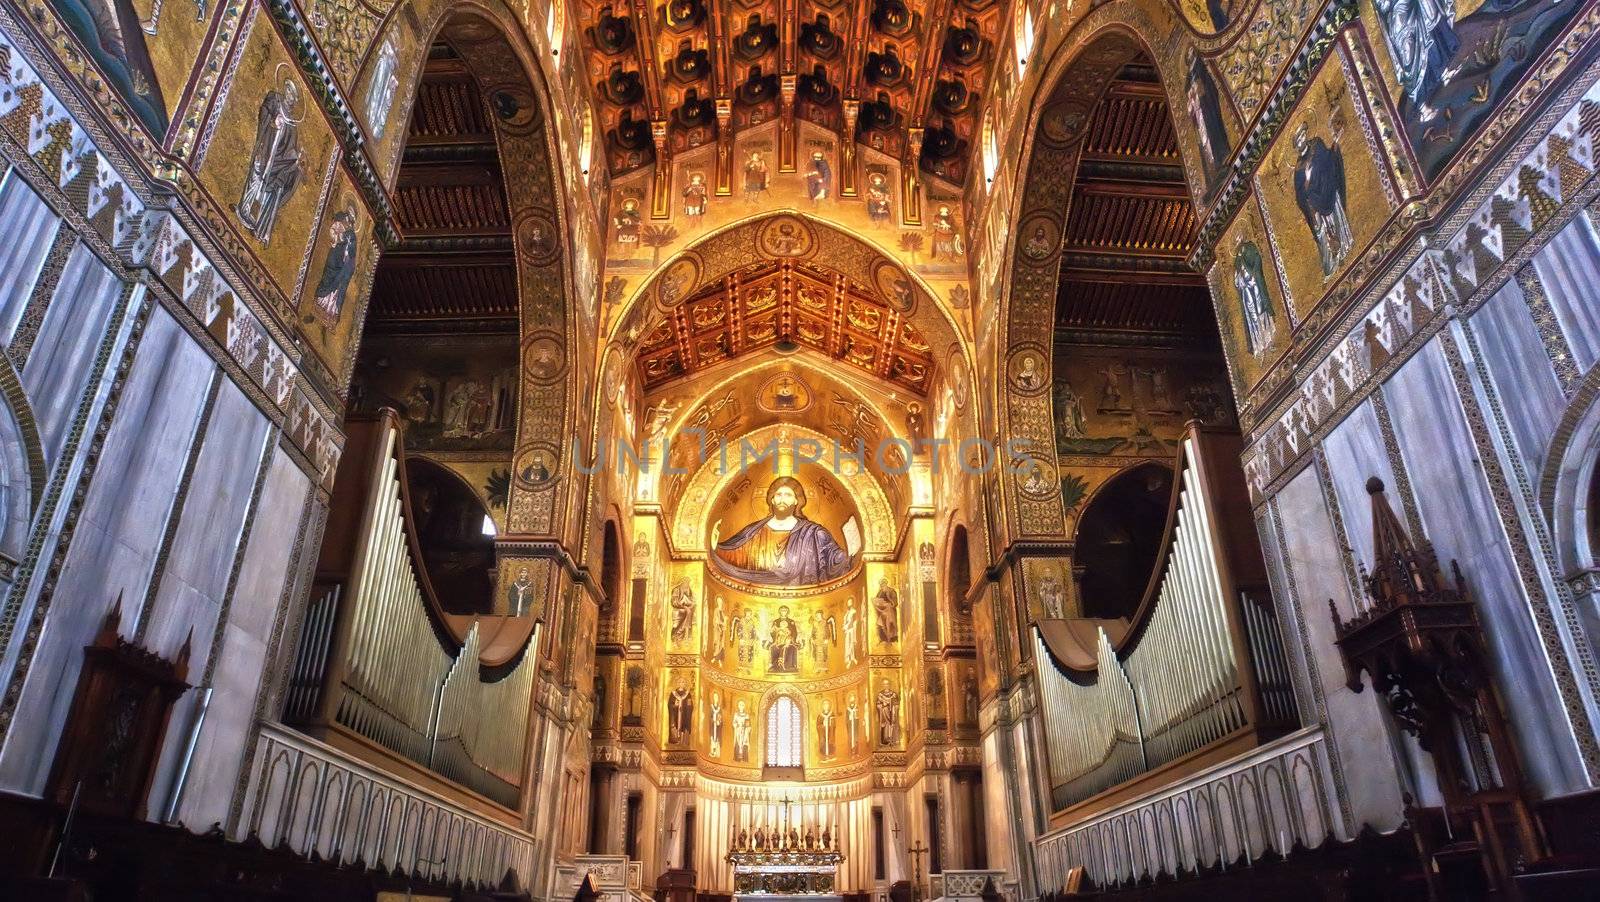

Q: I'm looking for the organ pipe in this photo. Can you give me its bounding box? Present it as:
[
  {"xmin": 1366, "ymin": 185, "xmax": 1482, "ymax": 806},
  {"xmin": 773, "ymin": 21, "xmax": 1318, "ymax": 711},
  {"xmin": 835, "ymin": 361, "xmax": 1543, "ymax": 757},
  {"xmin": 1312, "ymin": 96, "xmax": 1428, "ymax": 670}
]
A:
[
  {"xmin": 289, "ymin": 411, "xmax": 539, "ymax": 808},
  {"xmin": 1033, "ymin": 424, "xmax": 1295, "ymax": 812}
]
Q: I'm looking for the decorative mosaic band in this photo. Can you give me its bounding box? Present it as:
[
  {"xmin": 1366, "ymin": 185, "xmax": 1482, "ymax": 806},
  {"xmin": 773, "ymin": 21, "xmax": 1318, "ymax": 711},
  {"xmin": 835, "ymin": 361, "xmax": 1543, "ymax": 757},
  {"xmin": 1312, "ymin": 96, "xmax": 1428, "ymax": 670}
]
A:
[{"xmin": 0, "ymin": 25, "xmax": 344, "ymax": 489}]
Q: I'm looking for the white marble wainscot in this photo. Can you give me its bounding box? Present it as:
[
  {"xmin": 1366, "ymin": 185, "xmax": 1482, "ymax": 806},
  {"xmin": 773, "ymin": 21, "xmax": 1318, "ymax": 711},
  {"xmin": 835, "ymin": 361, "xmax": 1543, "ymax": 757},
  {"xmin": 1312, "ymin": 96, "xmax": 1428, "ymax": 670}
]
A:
[
  {"xmin": 1384, "ymin": 338, "xmax": 1592, "ymax": 794},
  {"xmin": 238, "ymin": 722, "xmax": 536, "ymax": 889},
  {"xmin": 156, "ymin": 447, "xmax": 312, "ymax": 829},
  {"xmin": 1031, "ymin": 728, "xmax": 1344, "ymax": 891},
  {"xmin": 551, "ymin": 854, "xmax": 649, "ymax": 902},
  {"xmin": 1269, "ymin": 469, "xmax": 1409, "ymax": 827},
  {"xmin": 1529, "ymin": 214, "xmax": 1600, "ymax": 373},
  {"xmin": 21, "ymin": 243, "xmax": 129, "ymax": 465},
  {"xmin": 1318, "ymin": 401, "xmax": 1398, "ymax": 569},
  {"xmin": 1467, "ymin": 280, "xmax": 1568, "ymax": 475},
  {"xmin": 0, "ymin": 171, "xmax": 63, "ymax": 340},
  {"xmin": 0, "ymin": 306, "xmax": 212, "ymax": 793},
  {"xmin": 934, "ymin": 868, "xmax": 1008, "ymax": 902}
]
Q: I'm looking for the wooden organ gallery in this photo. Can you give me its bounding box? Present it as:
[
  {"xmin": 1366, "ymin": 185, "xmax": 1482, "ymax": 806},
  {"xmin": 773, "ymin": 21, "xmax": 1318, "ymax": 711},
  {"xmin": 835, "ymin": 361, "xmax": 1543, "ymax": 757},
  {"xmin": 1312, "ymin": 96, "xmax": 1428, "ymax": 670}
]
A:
[{"xmin": 0, "ymin": 0, "xmax": 1599, "ymax": 899}]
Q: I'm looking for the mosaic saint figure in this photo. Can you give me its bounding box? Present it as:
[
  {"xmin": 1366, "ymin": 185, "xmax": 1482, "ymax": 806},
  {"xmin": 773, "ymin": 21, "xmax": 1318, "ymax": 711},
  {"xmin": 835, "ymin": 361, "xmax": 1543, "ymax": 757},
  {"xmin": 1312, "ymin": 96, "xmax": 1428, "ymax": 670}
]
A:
[
  {"xmin": 866, "ymin": 172, "xmax": 892, "ymax": 224},
  {"xmin": 1185, "ymin": 50, "xmax": 1230, "ymax": 186},
  {"xmin": 842, "ymin": 600, "xmax": 859, "ymax": 667},
  {"xmin": 712, "ymin": 476, "xmax": 855, "ymax": 586},
  {"xmin": 683, "ymin": 171, "xmax": 708, "ymax": 219},
  {"xmin": 1232, "ymin": 234, "xmax": 1276, "ymax": 355},
  {"xmin": 876, "ymin": 682, "xmax": 900, "ymax": 746},
  {"xmin": 766, "ymin": 604, "xmax": 801, "ymax": 673},
  {"xmin": 708, "ymin": 691, "xmax": 723, "ymax": 757},
  {"xmin": 311, "ymin": 205, "xmax": 358, "ymax": 327},
  {"xmin": 614, "ymin": 197, "xmax": 641, "ymax": 247},
  {"xmin": 930, "ymin": 204, "xmax": 964, "ymax": 260},
  {"xmin": 806, "ymin": 150, "xmax": 832, "ymax": 202},
  {"xmin": 1040, "ymin": 574, "xmax": 1065, "ymax": 620},
  {"xmin": 236, "ymin": 78, "xmax": 305, "ymax": 244},
  {"xmin": 847, "ymin": 692, "xmax": 860, "ymax": 752},
  {"xmin": 365, "ymin": 35, "xmax": 401, "ymax": 141},
  {"xmin": 810, "ymin": 610, "xmax": 835, "ymax": 666},
  {"xmin": 817, "ymin": 698, "xmax": 836, "ymax": 758},
  {"xmin": 732, "ymin": 698, "xmax": 751, "ymax": 761},
  {"xmin": 711, "ymin": 596, "xmax": 727, "ymax": 661},
  {"xmin": 1292, "ymin": 124, "xmax": 1354, "ymax": 277},
  {"xmin": 669, "ymin": 579, "xmax": 695, "ymax": 643},
  {"xmin": 1374, "ymin": 0, "xmax": 1459, "ymax": 123},
  {"xmin": 744, "ymin": 151, "xmax": 769, "ymax": 201},
  {"xmin": 505, "ymin": 567, "xmax": 533, "ymax": 617},
  {"xmin": 873, "ymin": 578, "xmax": 899, "ymax": 643},
  {"xmin": 668, "ymin": 681, "xmax": 693, "ymax": 744}
]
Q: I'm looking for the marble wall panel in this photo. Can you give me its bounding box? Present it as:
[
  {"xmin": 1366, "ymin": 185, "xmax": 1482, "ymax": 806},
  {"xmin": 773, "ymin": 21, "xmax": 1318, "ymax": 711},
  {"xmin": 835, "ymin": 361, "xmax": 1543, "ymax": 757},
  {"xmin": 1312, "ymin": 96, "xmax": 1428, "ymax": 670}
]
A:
[
  {"xmin": 139, "ymin": 379, "xmax": 271, "ymax": 662},
  {"xmin": 1318, "ymin": 400, "xmax": 1394, "ymax": 569},
  {"xmin": 160, "ymin": 447, "xmax": 310, "ymax": 828},
  {"xmin": 1274, "ymin": 466, "xmax": 1405, "ymax": 830},
  {"xmin": 21, "ymin": 244, "xmax": 124, "ymax": 462},
  {"xmin": 1530, "ymin": 216, "xmax": 1600, "ymax": 375},
  {"xmin": 1384, "ymin": 340, "xmax": 1588, "ymax": 794},
  {"xmin": 0, "ymin": 308, "xmax": 212, "ymax": 792},
  {"xmin": 0, "ymin": 174, "xmax": 61, "ymax": 343},
  {"xmin": 1468, "ymin": 281, "xmax": 1567, "ymax": 479}
]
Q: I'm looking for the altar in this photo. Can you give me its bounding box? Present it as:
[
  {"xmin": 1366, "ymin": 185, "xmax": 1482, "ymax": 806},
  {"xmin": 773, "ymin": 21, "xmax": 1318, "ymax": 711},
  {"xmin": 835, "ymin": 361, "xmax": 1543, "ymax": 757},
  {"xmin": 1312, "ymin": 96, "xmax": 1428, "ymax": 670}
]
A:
[{"xmin": 727, "ymin": 824, "xmax": 843, "ymax": 897}]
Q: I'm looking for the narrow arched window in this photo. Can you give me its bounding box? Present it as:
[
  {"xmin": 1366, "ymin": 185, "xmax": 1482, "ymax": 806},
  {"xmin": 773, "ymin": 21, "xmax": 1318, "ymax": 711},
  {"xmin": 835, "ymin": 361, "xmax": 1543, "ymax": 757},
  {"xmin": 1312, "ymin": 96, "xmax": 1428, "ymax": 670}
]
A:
[{"xmin": 765, "ymin": 696, "xmax": 802, "ymax": 767}]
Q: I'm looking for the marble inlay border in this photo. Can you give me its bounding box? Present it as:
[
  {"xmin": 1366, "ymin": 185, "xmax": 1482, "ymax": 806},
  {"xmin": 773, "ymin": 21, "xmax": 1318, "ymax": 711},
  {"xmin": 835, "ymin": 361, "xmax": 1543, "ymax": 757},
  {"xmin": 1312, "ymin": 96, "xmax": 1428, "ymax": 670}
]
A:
[
  {"xmin": 0, "ymin": 285, "xmax": 150, "ymax": 740},
  {"xmin": 8, "ymin": 230, "xmax": 76, "ymax": 368},
  {"xmin": 1514, "ymin": 265, "xmax": 1583, "ymax": 396},
  {"xmin": 1444, "ymin": 321, "xmax": 1600, "ymax": 777}
]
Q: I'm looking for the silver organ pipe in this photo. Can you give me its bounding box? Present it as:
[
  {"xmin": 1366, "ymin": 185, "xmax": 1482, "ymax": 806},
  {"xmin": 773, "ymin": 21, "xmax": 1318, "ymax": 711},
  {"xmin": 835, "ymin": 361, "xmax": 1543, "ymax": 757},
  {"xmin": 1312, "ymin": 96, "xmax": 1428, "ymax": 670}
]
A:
[
  {"xmin": 1121, "ymin": 463, "xmax": 1246, "ymax": 770},
  {"xmin": 1032, "ymin": 626, "xmax": 1141, "ymax": 808},
  {"xmin": 290, "ymin": 412, "xmax": 539, "ymax": 809},
  {"xmin": 1033, "ymin": 426, "xmax": 1296, "ymax": 811},
  {"xmin": 335, "ymin": 422, "xmax": 456, "ymax": 763}
]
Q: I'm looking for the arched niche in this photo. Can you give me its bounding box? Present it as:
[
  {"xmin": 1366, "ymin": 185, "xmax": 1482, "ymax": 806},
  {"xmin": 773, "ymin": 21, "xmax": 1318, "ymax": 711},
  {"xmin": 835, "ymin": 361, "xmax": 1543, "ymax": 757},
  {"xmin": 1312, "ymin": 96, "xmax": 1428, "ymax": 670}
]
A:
[
  {"xmin": 1072, "ymin": 461, "xmax": 1175, "ymax": 620},
  {"xmin": 354, "ymin": 3, "xmax": 585, "ymax": 542},
  {"xmin": 993, "ymin": 12, "xmax": 1239, "ymax": 545}
]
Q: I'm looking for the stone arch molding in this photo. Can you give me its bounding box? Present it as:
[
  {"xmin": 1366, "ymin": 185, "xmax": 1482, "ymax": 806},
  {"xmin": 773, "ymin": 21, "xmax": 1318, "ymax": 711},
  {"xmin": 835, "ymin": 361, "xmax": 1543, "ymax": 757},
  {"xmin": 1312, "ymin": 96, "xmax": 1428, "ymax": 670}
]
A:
[
  {"xmin": 1541, "ymin": 367, "xmax": 1600, "ymax": 580},
  {"xmin": 671, "ymin": 423, "xmax": 896, "ymax": 559},
  {"xmin": 355, "ymin": 3, "xmax": 584, "ymax": 540},
  {"xmin": 995, "ymin": 10, "xmax": 1225, "ymax": 545}
]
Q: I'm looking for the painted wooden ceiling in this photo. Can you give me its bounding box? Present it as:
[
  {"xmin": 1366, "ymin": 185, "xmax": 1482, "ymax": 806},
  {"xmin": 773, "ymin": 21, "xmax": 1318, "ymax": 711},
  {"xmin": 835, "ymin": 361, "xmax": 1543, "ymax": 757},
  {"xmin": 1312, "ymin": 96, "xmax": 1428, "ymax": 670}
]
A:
[
  {"xmin": 1056, "ymin": 57, "xmax": 1211, "ymax": 344},
  {"xmin": 578, "ymin": 0, "xmax": 1010, "ymax": 184},
  {"xmin": 635, "ymin": 259, "xmax": 935, "ymax": 394},
  {"xmin": 369, "ymin": 41, "xmax": 519, "ymax": 327}
]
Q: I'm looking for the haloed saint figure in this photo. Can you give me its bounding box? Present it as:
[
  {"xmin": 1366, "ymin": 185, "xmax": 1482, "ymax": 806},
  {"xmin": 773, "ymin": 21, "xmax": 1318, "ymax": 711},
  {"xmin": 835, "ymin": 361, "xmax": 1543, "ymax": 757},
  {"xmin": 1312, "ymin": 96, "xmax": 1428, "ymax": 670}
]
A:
[{"xmin": 712, "ymin": 476, "xmax": 858, "ymax": 587}]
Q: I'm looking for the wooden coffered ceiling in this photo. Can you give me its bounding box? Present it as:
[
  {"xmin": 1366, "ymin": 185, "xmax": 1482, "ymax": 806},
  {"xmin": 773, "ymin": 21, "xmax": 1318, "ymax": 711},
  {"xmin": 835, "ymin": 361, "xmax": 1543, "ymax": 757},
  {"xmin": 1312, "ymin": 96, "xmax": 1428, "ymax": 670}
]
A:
[
  {"xmin": 1056, "ymin": 57, "xmax": 1213, "ymax": 344},
  {"xmin": 368, "ymin": 41, "xmax": 518, "ymax": 329},
  {"xmin": 579, "ymin": 0, "xmax": 1009, "ymax": 184},
  {"xmin": 635, "ymin": 259, "xmax": 935, "ymax": 393}
]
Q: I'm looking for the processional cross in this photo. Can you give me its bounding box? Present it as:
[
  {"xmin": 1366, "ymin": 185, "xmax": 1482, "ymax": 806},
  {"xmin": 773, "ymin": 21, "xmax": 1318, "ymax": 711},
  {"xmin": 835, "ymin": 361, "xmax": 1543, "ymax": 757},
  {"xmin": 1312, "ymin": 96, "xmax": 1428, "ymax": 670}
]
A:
[{"xmin": 907, "ymin": 840, "xmax": 929, "ymax": 902}]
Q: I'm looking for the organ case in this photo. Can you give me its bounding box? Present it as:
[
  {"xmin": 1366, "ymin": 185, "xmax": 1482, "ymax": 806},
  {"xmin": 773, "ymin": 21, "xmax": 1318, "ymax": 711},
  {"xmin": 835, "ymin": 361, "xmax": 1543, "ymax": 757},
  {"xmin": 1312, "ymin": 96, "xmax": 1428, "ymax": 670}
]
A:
[{"xmin": 1032, "ymin": 423, "xmax": 1298, "ymax": 818}]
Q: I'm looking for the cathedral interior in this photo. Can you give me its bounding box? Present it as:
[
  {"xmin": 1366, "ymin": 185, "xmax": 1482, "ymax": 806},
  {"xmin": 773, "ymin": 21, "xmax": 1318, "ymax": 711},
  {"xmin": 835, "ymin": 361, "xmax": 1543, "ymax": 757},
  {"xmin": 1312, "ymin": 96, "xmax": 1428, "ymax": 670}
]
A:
[{"xmin": 3, "ymin": 0, "xmax": 1600, "ymax": 898}]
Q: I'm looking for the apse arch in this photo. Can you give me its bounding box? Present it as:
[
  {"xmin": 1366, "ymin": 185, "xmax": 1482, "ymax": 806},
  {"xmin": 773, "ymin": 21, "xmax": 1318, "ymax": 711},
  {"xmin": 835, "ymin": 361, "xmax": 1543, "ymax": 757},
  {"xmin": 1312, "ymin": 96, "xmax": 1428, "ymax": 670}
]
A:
[
  {"xmin": 993, "ymin": 15, "xmax": 1233, "ymax": 542},
  {"xmin": 351, "ymin": 3, "xmax": 586, "ymax": 542}
]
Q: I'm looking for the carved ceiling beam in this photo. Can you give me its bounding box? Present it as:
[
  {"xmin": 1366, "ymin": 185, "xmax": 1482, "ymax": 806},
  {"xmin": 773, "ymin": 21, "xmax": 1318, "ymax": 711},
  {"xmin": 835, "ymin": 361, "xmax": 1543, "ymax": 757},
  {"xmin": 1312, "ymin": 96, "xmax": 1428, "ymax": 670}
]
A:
[
  {"xmin": 627, "ymin": 0, "xmax": 667, "ymax": 120},
  {"xmin": 907, "ymin": 0, "xmax": 953, "ymax": 125},
  {"xmin": 651, "ymin": 121, "xmax": 673, "ymax": 219},
  {"xmin": 841, "ymin": 0, "xmax": 872, "ymax": 186},
  {"xmin": 628, "ymin": 0, "xmax": 670, "ymax": 210},
  {"xmin": 710, "ymin": 0, "xmax": 735, "ymax": 195},
  {"xmin": 1072, "ymin": 180, "xmax": 1193, "ymax": 200},
  {"xmin": 902, "ymin": 126, "xmax": 923, "ymax": 227},
  {"xmin": 839, "ymin": 100, "xmax": 860, "ymax": 197},
  {"xmin": 779, "ymin": 75, "xmax": 799, "ymax": 172}
]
